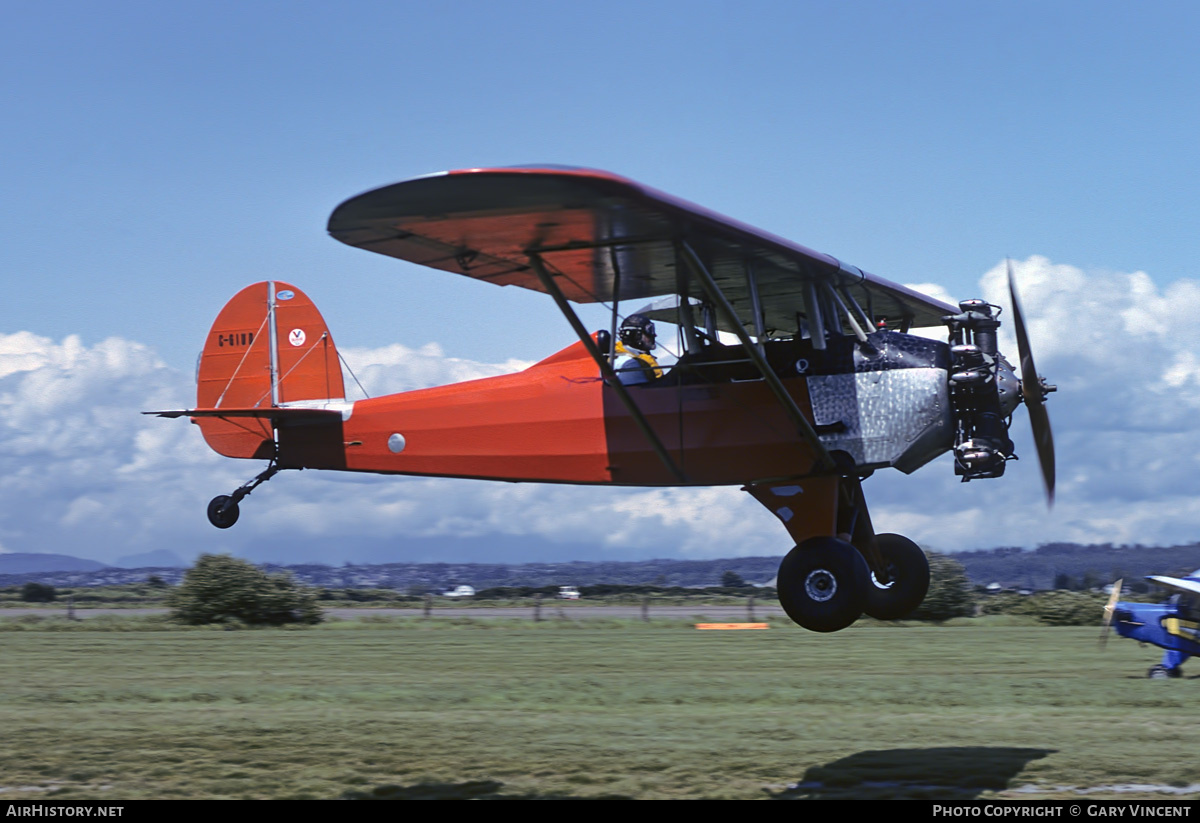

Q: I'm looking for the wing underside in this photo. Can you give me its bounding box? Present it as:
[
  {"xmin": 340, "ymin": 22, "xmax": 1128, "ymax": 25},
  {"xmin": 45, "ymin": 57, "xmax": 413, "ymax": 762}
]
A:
[
  {"xmin": 1148, "ymin": 575, "xmax": 1200, "ymax": 598},
  {"xmin": 327, "ymin": 167, "xmax": 956, "ymax": 336}
]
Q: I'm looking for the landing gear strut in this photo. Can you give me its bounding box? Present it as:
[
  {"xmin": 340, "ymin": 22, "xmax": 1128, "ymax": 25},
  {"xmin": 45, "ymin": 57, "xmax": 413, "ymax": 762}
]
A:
[
  {"xmin": 750, "ymin": 477, "xmax": 930, "ymax": 632},
  {"xmin": 206, "ymin": 461, "xmax": 281, "ymax": 529}
]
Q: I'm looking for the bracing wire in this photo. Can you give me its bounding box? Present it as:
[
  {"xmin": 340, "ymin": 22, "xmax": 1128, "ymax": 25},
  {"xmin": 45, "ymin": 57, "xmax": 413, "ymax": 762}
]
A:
[{"xmin": 337, "ymin": 349, "xmax": 371, "ymax": 400}]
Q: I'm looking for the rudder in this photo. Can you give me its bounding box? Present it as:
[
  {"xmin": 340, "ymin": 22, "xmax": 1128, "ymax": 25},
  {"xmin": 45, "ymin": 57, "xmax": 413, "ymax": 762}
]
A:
[{"xmin": 195, "ymin": 281, "xmax": 345, "ymax": 458}]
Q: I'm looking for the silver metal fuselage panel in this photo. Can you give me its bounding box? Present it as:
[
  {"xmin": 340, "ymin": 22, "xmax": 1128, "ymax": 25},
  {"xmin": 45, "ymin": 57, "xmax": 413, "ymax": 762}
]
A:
[{"xmin": 808, "ymin": 363, "xmax": 952, "ymax": 474}]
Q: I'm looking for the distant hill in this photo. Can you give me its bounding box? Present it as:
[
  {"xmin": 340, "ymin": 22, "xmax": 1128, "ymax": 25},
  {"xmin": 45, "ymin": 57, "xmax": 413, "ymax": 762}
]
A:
[
  {"xmin": 0, "ymin": 542, "xmax": 1195, "ymax": 593},
  {"xmin": 0, "ymin": 556, "xmax": 784, "ymax": 590},
  {"xmin": 0, "ymin": 553, "xmax": 109, "ymax": 574},
  {"xmin": 268, "ymin": 556, "xmax": 786, "ymax": 591},
  {"xmin": 954, "ymin": 542, "xmax": 1200, "ymax": 590},
  {"xmin": 114, "ymin": 550, "xmax": 186, "ymax": 569}
]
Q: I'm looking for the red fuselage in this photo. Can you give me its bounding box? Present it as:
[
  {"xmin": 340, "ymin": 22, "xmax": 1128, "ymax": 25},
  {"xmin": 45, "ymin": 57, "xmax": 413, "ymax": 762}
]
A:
[{"xmin": 277, "ymin": 338, "xmax": 823, "ymax": 487}]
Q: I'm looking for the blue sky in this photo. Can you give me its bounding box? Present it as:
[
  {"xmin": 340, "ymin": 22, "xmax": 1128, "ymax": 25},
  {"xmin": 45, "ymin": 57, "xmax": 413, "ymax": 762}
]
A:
[{"xmin": 4, "ymin": 1, "xmax": 1200, "ymax": 565}]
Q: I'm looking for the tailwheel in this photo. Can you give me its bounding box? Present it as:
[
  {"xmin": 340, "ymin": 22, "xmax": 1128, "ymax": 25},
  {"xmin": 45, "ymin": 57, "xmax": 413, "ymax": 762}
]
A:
[
  {"xmin": 204, "ymin": 461, "xmax": 281, "ymax": 529},
  {"xmin": 863, "ymin": 533, "xmax": 930, "ymax": 620},
  {"xmin": 207, "ymin": 495, "xmax": 240, "ymax": 529},
  {"xmin": 776, "ymin": 537, "xmax": 869, "ymax": 633}
]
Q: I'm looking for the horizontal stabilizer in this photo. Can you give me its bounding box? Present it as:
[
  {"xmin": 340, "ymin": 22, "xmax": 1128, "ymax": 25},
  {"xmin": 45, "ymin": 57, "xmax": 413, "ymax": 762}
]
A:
[{"xmin": 144, "ymin": 407, "xmax": 344, "ymax": 421}]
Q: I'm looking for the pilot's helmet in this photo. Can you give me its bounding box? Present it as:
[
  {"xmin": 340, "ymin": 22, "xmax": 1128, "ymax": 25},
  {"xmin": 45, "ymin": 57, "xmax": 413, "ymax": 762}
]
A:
[{"xmin": 620, "ymin": 314, "xmax": 656, "ymax": 352}]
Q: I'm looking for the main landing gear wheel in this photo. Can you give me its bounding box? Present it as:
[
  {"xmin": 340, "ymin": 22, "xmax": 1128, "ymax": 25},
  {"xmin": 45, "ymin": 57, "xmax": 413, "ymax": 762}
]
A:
[
  {"xmin": 207, "ymin": 495, "xmax": 240, "ymax": 529},
  {"xmin": 776, "ymin": 537, "xmax": 869, "ymax": 633},
  {"xmin": 863, "ymin": 533, "xmax": 930, "ymax": 620},
  {"xmin": 1148, "ymin": 664, "xmax": 1181, "ymax": 680}
]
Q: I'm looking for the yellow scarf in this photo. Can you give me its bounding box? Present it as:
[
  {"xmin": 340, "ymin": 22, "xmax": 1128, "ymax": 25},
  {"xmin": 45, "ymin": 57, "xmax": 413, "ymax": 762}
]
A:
[{"xmin": 614, "ymin": 341, "xmax": 663, "ymax": 379}]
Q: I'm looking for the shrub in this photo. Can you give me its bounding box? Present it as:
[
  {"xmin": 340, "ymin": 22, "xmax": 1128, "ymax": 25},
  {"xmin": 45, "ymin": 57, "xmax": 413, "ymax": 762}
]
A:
[
  {"xmin": 910, "ymin": 551, "xmax": 975, "ymax": 621},
  {"xmin": 979, "ymin": 590, "xmax": 1106, "ymax": 626},
  {"xmin": 167, "ymin": 554, "xmax": 323, "ymax": 626},
  {"xmin": 20, "ymin": 582, "xmax": 56, "ymax": 603},
  {"xmin": 721, "ymin": 570, "xmax": 748, "ymax": 588}
]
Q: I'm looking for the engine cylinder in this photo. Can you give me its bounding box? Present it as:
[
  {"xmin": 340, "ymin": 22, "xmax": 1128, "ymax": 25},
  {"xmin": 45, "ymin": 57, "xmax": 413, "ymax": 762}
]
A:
[{"xmin": 943, "ymin": 301, "xmax": 1014, "ymax": 481}]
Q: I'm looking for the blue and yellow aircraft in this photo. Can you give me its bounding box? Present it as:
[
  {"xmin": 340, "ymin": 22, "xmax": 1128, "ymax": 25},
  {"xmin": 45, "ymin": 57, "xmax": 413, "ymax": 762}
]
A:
[{"xmin": 1102, "ymin": 571, "xmax": 1200, "ymax": 678}]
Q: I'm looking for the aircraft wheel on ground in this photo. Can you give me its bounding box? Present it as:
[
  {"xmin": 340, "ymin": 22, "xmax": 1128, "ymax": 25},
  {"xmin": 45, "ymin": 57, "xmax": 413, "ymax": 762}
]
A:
[
  {"xmin": 776, "ymin": 537, "xmax": 869, "ymax": 633},
  {"xmin": 207, "ymin": 495, "xmax": 240, "ymax": 529},
  {"xmin": 1148, "ymin": 664, "xmax": 1182, "ymax": 679},
  {"xmin": 863, "ymin": 533, "xmax": 930, "ymax": 620}
]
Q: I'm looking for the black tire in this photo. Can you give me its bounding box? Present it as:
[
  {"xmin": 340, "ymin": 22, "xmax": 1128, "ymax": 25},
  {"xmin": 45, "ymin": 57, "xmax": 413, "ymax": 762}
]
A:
[
  {"xmin": 776, "ymin": 537, "xmax": 869, "ymax": 633},
  {"xmin": 1147, "ymin": 664, "xmax": 1182, "ymax": 679},
  {"xmin": 863, "ymin": 533, "xmax": 930, "ymax": 620},
  {"xmin": 207, "ymin": 495, "xmax": 240, "ymax": 529}
]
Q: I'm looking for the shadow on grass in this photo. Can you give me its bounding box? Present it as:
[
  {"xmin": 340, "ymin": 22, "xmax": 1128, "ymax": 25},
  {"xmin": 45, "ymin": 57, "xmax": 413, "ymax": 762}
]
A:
[
  {"xmin": 771, "ymin": 746, "xmax": 1055, "ymax": 800},
  {"xmin": 342, "ymin": 779, "xmax": 632, "ymax": 800}
]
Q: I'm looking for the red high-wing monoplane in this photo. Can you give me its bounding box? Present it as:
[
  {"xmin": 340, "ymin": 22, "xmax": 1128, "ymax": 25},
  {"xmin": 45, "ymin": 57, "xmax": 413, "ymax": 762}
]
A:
[{"xmin": 148, "ymin": 167, "xmax": 1056, "ymax": 632}]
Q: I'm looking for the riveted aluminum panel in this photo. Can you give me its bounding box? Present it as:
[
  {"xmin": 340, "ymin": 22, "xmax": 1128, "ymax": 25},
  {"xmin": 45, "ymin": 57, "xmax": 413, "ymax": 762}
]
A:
[{"xmin": 808, "ymin": 368, "xmax": 952, "ymax": 471}]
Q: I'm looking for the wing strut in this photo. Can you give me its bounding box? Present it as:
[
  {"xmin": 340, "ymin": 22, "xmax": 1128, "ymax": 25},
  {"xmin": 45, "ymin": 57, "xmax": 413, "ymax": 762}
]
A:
[
  {"xmin": 677, "ymin": 241, "xmax": 837, "ymax": 472},
  {"xmin": 804, "ymin": 279, "xmax": 827, "ymax": 350},
  {"xmin": 526, "ymin": 253, "xmax": 687, "ymax": 483},
  {"xmin": 744, "ymin": 260, "xmax": 766, "ymax": 359},
  {"xmin": 825, "ymin": 282, "xmax": 869, "ymax": 344},
  {"xmin": 607, "ymin": 245, "xmax": 621, "ymax": 362}
]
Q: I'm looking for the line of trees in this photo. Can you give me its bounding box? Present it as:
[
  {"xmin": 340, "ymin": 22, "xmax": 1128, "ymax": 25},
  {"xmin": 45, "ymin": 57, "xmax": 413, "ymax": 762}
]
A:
[{"xmin": 8, "ymin": 549, "xmax": 1133, "ymax": 628}]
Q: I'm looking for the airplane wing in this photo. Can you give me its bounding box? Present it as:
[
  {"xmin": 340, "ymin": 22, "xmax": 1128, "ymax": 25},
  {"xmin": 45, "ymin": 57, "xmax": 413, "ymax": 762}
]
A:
[
  {"xmin": 1147, "ymin": 574, "xmax": 1200, "ymax": 598},
  {"xmin": 327, "ymin": 166, "xmax": 956, "ymax": 335}
]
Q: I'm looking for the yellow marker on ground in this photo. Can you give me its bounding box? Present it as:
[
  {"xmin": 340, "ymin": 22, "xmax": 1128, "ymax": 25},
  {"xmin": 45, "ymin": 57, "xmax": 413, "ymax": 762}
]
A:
[{"xmin": 694, "ymin": 623, "xmax": 769, "ymax": 630}]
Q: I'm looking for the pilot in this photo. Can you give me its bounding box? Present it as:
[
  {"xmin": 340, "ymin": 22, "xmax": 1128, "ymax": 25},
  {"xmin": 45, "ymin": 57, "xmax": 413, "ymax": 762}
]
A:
[{"xmin": 614, "ymin": 314, "xmax": 663, "ymax": 385}]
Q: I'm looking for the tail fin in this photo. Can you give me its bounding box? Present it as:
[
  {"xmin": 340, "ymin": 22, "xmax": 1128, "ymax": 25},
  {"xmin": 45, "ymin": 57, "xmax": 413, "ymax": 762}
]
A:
[{"xmin": 195, "ymin": 281, "xmax": 345, "ymax": 458}]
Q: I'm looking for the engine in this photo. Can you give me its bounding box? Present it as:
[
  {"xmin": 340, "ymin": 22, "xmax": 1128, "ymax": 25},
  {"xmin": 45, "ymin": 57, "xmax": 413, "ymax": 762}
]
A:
[{"xmin": 942, "ymin": 300, "xmax": 1021, "ymax": 481}]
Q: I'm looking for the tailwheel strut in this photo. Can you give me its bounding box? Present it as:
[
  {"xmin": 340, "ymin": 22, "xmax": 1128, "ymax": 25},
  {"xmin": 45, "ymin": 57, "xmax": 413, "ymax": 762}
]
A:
[{"xmin": 206, "ymin": 460, "xmax": 282, "ymax": 529}]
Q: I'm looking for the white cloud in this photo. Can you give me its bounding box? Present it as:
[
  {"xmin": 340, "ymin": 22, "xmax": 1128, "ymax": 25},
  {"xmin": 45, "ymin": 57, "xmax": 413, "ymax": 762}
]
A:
[
  {"xmin": 870, "ymin": 256, "xmax": 1200, "ymax": 550},
  {"xmin": 5, "ymin": 257, "xmax": 1200, "ymax": 566},
  {"xmin": 339, "ymin": 342, "xmax": 532, "ymax": 397},
  {"xmin": 903, "ymin": 281, "xmax": 958, "ymax": 309},
  {"xmin": 0, "ymin": 332, "xmax": 228, "ymax": 562}
]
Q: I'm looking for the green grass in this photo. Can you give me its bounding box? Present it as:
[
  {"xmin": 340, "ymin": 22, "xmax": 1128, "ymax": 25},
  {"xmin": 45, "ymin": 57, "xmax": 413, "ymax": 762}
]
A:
[{"xmin": 0, "ymin": 621, "xmax": 1194, "ymax": 799}]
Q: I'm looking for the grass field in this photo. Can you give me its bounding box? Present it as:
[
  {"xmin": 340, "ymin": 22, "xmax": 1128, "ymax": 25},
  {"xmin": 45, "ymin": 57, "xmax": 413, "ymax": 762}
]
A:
[{"xmin": 0, "ymin": 617, "xmax": 1195, "ymax": 800}]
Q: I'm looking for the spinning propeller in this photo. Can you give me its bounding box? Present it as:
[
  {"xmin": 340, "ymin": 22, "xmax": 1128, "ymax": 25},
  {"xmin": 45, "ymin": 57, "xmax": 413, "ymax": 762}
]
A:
[
  {"xmin": 1099, "ymin": 579, "xmax": 1123, "ymax": 649},
  {"xmin": 1007, "ymin": 260, "xmax": 1056, "ymax": 504}
]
